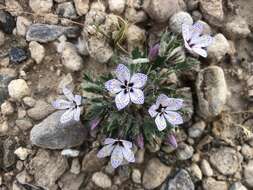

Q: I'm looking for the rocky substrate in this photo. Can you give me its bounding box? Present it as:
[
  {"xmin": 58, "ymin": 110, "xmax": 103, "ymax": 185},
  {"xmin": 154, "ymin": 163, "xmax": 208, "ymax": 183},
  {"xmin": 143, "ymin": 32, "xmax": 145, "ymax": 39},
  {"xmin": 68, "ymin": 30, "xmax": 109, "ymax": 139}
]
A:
[{"xmin": 1, "ymin": 0, "xmax": 253, "ymax": 190}]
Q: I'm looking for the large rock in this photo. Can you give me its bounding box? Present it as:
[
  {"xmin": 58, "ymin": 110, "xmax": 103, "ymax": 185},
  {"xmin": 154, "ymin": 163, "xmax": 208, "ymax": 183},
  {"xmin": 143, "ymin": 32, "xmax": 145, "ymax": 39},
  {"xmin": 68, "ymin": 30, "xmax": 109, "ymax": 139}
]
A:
[
  {"xmin": 26, "ymin": 24, "xmax": 81, "ymax": 43},
  {"xmin": 143, "ymin": 0, "xmax": 185, "ymax": 23},
  {"xmin": 200, "ymin": 0, "xmax": 224, "ymax": 26},
  {"xmin": 30, "ymin": 111, "xmax": 87, "ymax": 149},
  {"xmin": 29, "ymin": 149, "xmax": 68, "ymax": 190},
  {"xmin": 142, "ymin": 158, "xmax": 172, "ymax": 189},
  {"xmin": 27, "ymin": 100, "xmax": 55, "ymax": 120},
  {"xmin": 166, "ymin": 169, "xmax": 194, "ymax": 190},
  {"xmin": 196, "ymin": 66, "xmax": 227, "ymax": 119},
  {"xmin": 210, "ymin": 147, "xmax": 242, "ymax": 176}
]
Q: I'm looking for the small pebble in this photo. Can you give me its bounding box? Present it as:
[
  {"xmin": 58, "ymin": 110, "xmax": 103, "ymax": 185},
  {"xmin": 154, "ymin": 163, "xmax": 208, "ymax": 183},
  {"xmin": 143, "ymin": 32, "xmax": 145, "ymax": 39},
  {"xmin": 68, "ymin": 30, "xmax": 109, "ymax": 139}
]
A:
[{"xmin": 9, "ymin": 47, "xmax": 28, "ymax": 64}]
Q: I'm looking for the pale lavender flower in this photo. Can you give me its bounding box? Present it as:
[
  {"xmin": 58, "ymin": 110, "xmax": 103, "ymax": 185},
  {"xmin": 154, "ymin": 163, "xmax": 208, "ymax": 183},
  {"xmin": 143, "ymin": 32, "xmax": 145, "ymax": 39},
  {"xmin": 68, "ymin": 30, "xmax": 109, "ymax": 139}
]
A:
[
  {"xmin": 148, "ymin": 94, "xmax": 184, "ymax": 131},
  {"xmin": 182, "ymin": 22, "xmax": 214, "ymax": 58},
  {"xmin": 165, "ymin": 134, "xmax": 178, "ymax": 148},
  {"xmin": 52, "ymin": 87, "xmax": 82, "ymax": 124},
  {"xmin": 105, "ymin": 64, "xmax": 147, "ymax": 110},
  {"xmin": 148, "ymin": 44, "xmax": 160, "ymax": 61},
  {"xmin": 97, "ymin": 138, "xmax": 135, "ymax": 168},
  {"xmin": 136, "ymin": 134, "xmax": 144, "ymax": 149}
]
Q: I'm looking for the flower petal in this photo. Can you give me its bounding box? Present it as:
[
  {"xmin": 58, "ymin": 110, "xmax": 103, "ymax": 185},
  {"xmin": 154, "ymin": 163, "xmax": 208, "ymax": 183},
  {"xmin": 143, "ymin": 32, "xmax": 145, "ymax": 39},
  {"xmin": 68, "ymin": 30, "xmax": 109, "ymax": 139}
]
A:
[
  {"xmin": 130, "ymin": 73, "xmax": 147, "ymax": 88},
  {"xmin": 74, "ymin": 95, "xmax": 82, "ymax": 106},
  {"xmin": 104, "ymin": 138, "xmax": 117, "ymax": 145},
  {"xmin": 52, "ymin": 99, "xmax": 73, "ymax": 109},
  {"xmin": 73, "ymin": 106, "xmax": 81, "ymax": 121},
  {"xmin": 129, "ymin": 89, "xmax": 144, "ymax": 105},
  {"xmin": 164, "ymin": 111, "xmax": 184, "ymax": 126},
  {"xmin": 192, "ymin": 47, "xmax": 207, "ymax": 58},
  {"xmin": 191, "ymin": 35, "xmax": 214, "ymax": 48},
  {"xmin": 97, "ymin": 144, "xmax": 114, "ymax": 158},
  {"xmin": 63, "ymin": 87, "xmax": 75, "ymax": 101},
  {"xmin": 115, "ymin": 64, "xmax": 130, "ymax": 83},
  {"xmin": 111, "ymin": 145, "xmax": 124, "ymax": 168},
  {"xmin": 165, "ymin": 98, "xmax": 184, "ymax": 111},
  {"xmin": 155, "ymin": 114, "xmax": 167, "ymax": 131},
  {"xmin": 122, "ymin": 147, "xmax": 135, "ymax": 163},
  {"xmin": 105, "ymin": 79, "xmax": 122, "ymax": 94},
  {"xmin": 148, "ymin": 104, "xmax": 158, "ymax": 118},
  {"xmin": 115, "ymin": 91, "xmax": 130, "ymax": 110},
  {"xmin": 156, "ymin": 94, "xmax": 170, "ymax": 107},
  {"xmin": 60, "ymin": 109, "xmax": 74, "ymax": 123},
  {"xmin": 190, "ymin": 22, "xmax": 203, "ymax": 40},
  {"xmin": 182, "ymin": 23, "xmax": 192, "ymax": 41},
  {"xmin": 121, "ymin": 140, "xmax": 132, "ymax": 149}
]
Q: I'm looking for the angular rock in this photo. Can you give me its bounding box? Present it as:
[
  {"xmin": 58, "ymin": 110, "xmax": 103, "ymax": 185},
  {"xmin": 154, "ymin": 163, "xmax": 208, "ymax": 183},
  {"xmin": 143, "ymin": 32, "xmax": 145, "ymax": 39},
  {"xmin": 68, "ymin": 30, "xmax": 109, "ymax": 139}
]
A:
[
  {"xmin": 74, "ymin": 0, "xmax": 89, "ymax": 16},
  {"xmin": 56, "ymin": 2, "xmax": 77, "ymax": 19},
  {"xmin": 30, "ymin": 110, "xmax": 87, "ymax": 149},
  {"xmin": 126, "ymin": 24, "xmax": 146, "ymax": 52},
  {"xmin": 92, "ymin": 172, "xmax": 112, "ymax": 189},
  {"xmin": 169, "ymin": 11, "xmax": 193, "ymax": 34},
  {"xmin": 200, "ymin": 0, "xmax": 224, "ymax": 26},
  {"xmin": 203, "ymin": 177, "xmax": 228, "ymax": 190},
  {"xmin": 26, "ymin": 24, "xmax": 81, "ymax": 43},
  {"xmin": 27, "ymin": 100, "xmax": 54, "ymax": 120},
  {"xmin": 207, "ymin": 34, "xmax": 230, "ymax": 61},
  {"xmin": 16, "ymin": 16, "xmax": 32, "ymax": 36},
  {"xmin": 14, "ymin": 147, "xmax": 31, "ymax": 161},
  {"xmin": 210, "ymin": 147, "xmax": 242, "ymax": 175},
  {"xmin": 0, "ymin": 68, "xmax": 17, "ymax": 104},
  {"xmin": 244, "ymin": 160, "xmax": 253, "ymax": 188},
  {"xmin": 58, "ymin": 172, "xmax": 85, "ymax": 190},
  {"xmin": 29, "ymin": 41, "xmax": 45, "ymax": 64},
  {"xmin": 9, "ymin": 47, "xmax": 28, "ymax": 64},
  {"xmin": 0, "ymin": 10, "xmax": 16, "ymax": 34},
  {"xmin": 143, "ymin": 0, "xmax": 185, "ymax": 23},
  {"xmin": 196, "ymin": 66, "xmax": 227, "ymax": 119},
  {"xmin": 142, "ymin": 158, "xmax": 172, "ymax": 189},
  {"xmin": 8, "ymin": 79, "xmax": 31, "ymax": 100},
  {"xmin": 166, "ymin": 169, "xmax": 194, "ymax": 190},
  {"xmin": 225, "ymin": 17, "xmax": 251, "ymax": 39},
  {"xmin": 29, "ymin": 0, "xmax": 53, "ymax": 14},
  {"xmin": 29, "ymin": 149, "xmax": 68, "ymax": 190}
]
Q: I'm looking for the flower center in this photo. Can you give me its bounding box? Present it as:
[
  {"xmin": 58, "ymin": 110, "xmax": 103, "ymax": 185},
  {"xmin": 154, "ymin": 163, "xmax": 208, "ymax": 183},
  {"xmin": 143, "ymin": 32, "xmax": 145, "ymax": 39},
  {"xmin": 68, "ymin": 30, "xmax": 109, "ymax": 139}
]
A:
[
  {"xmin": 121, "ymin": 80, "xmax": 134, "ymax": 94},
  {"xmin": 156, "ymin": 104, "xmax": 167, "ymax": 115}
]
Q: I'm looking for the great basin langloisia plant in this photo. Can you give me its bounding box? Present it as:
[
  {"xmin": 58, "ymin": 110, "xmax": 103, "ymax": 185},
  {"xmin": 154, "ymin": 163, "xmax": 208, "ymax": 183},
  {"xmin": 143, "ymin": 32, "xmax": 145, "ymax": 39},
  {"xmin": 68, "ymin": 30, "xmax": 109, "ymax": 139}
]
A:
[{"xmin": 53, "ymin": 22, "xmax": 214, "ymax": 168}]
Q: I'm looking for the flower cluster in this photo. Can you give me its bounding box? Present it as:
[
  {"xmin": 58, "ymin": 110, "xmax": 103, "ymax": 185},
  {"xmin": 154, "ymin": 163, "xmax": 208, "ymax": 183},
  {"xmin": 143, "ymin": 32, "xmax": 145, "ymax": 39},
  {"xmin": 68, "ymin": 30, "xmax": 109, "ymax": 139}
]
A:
[{"xmin": 53, "ymin": 22, "xmax": 214, "ymax": 169}]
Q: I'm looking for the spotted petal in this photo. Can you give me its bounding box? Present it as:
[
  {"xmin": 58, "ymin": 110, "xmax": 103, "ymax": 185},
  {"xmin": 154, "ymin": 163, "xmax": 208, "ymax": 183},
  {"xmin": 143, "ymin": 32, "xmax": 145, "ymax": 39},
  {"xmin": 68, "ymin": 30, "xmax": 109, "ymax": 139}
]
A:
[
  {"xmin": 190, "ymin": 22, "xmax": 204, "ymax": 40},
  {"xmin": 105, "ymin": 79, "xmax": 122, "ymax": 94},
  {"xmin": 166, "ymin": 98, "xmax": 184, "ymax": 111},
  {"xmin": 73, "ymin": 107, "xmax": 81, "ymax": 121},
  {"xmin": 97, "ymin": 144, "xmax": 114, "ymax": 158},
  {"xmin": 156, "ymin": 94, "xmax": 170, "ymax": 107},
  {"xmin": 191, "ymin": 35, "xmax": 214, "ymax": 48},
  {"xmin": 130, "ymin": 73, "xmax": 147, "ymax": 88},
  {"xmin": 148, "ymin": 104, "xmax": 158, "ymax": 118},
  {"xmin": 164, "ymin": 111, "xmax": 183, "ymax": 126},
  {"xmin": 63, "ymin": 87, "xmax": 75, "ymax": 101},
  {"xmin": 115, "ymin": 91, "xmax": 130, "ymax": 110},
  {"xmin": 121, "ymin": 140, "xmax": 132, "ymax": 149},
  {"xmin": 115, "ymin": 64, "xmax": 131, "ymax": 83},
  {"xmin": 192, "ymin": 47, "xmax": 207, "ymax": 58},
  {"xmin": 52, "ymin": 99, "xmax": 73, "ymax": 110},
  {"xmin": 122, "ymin": 147, "xmax": 135, "ymax": 163},
  {"xmin": 74, "ymin": 95, "xmax": 82, "ymax": 106},
  {"xmin": 182, "ymin": 23, "xmax": 191, "ymax": 41},
  {"xmin": 129, "ymin": 89, "xmax": 144, "ymax": 105},
  {"xmin": 60, "ymin": 108, "xmax": 74, "ymax": 123},
  {"xmin": 111, "ymin": 145, "xmax": 124, "ymax": 168},
  {"xmin": 104, "ymin": 138, "xmax": 117, "ymax": 145},
  {"xmin": 155, "ymin": 114, "xmax": 167, "ymax": 131}
]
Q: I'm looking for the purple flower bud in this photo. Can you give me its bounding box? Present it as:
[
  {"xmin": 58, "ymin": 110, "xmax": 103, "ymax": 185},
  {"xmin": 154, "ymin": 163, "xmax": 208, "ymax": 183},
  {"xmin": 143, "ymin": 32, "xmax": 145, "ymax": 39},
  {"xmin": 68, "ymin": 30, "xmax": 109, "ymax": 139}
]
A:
[
  {"xmin": 166, "ymin": 134, "xmax": 178, "ymax": 148},
  {"xmin": 148, "ymin": 44, "xmax": 160, "ymax": 61},
  {"xmin": 136, "ymin": 134, "xmax": 144, "ymax": 149},
  {"xmin": 90, "ymin": 117, "xmax": 101, "ymax": 130}
]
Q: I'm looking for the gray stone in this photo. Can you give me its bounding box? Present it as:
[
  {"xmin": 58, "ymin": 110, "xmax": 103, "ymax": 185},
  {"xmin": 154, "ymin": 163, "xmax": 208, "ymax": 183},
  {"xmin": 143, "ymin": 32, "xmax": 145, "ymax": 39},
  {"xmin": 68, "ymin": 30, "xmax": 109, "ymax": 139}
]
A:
[
  {"xmin": 176, "ymin": 143, "xmax": 194, "ymax": 160},
  {"xmin": 196, "ymin": 66, "xmax": 227, "ymax": 119},
  {"xmin": 201, "ymin": 159, "xmax": 213, "ymax": 177},
  {"xmin": 3, "ymin": 137, "xmax": 16, "ymax": 168},
  {"xmin": 203, "ymin": 177, "xmax": 228, "ymax": 190},
  {"xmin": 30, "ymin": 111, "xmax": 87, "ymax": 149},
  {"xmin": 29, "ymin": 0, "xmax": 53, "ymax": 14},
  {"xmin": 26, "ymin": 24, "xmax": 81, "ymax": 43},
  {"xmin": 15, "ymin": 118, "xmax": 33, "ymax": 131},
  {"xmin": 27, "ymin": 100, "xmax": 54, "ymax": 121},
  {"xmin": 56, "ymin": 2, "xmax": 77, "ymax": 19},
  {"xmin": 29, "ymin": 41, "xmax": 45, "ymax": 64},
  {"xmin": 210, "ymin": 147, "xmax": 242, "ymax": 176},
  {"xmin": 244, "ymin": 160, "xmax": 253, "ymax": 188},
  {"xmin": 188, "ymin": 120, "xmax": 206, "ymax": 138},
  {"xmin": 142, "ymin": 158, "xmax": 172, "ymax": 189},
  {"xmin": 241, "ymin": 144, "xmax": 253, "ymax": 160},
  {"xmin": 188, "ymin": 163, "xmax": 202, "ymax": 182},
  {"xmin": 92, "ymin": 172, "xmax": 112, "ymax": 189},
  {"xmin": 200, "ymin": 0, "xmax": 224, "ymax": 26},
  {"xmin": 166, "ymin": 169, "xmax": 194, "ymax": 190},
  {"xmin": 30, "ymin": 149, "xmax": 68, "ymax": 190},
  {"xmin": 225, "ymin": 17, "xmax": 250, "ymax": 39},
  {"xmin": 58, "ymin": 172, "xmax": 85, "ymax": 190},
  {"xmin": 169, "ymin": 11, "xmax": 193, "ymax": 33},
  {"xmin": 143, "ymin": 0, "xmax": 185, "ymax": 23},
  {"xmin": 230, "ymin": 182, "xmax": 248, "ymax": 190}
]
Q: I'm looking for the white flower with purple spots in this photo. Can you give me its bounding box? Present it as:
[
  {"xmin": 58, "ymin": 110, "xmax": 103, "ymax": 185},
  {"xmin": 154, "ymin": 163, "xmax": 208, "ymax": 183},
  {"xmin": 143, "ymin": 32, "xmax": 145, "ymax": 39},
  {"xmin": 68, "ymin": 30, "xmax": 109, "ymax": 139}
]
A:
[
  {"xmin": 182, "ymin": 22, "xmax": 214, "ymax": 58},
  {"xmin": 148, "ymin": 94, "xmax": 184, "ymax": 131},
  {"xmin": 97, "ymin": 138, "xmax": 135, "ymax": 168},
  {"xmin": 52, "ymin": 87, "xmax": 82, "ymax": 124},
  {"xmin": 105, "ymin": 64, "xmax": 147, "ymax": 110}
]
